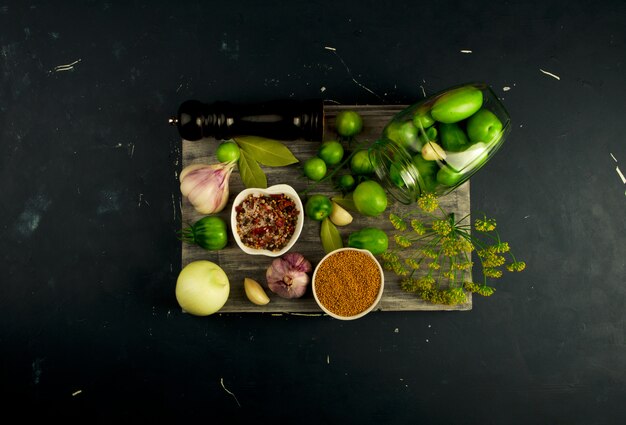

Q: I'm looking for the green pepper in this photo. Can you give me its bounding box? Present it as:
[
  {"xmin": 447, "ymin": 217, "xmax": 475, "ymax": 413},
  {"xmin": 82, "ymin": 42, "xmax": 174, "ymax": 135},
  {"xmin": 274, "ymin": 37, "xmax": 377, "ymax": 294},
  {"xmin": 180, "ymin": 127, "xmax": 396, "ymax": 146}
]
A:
[
  {"xmin": 466, "ymin": 108, "xmax": 503, "ymax": 144},
  {"xmin": 347, "ymin": 227, "xmax": 389, "ymax": 255},
  {"xmin": 180, "ymin": 216, "xmax": 228, "ymax": 251},
  {"xmin": 439, "ymin": 122, "xmax": 469, "ymax": 152},
  {"xmin": 431, "ymin": 86, "xmax": 483, "ymax": 124}
]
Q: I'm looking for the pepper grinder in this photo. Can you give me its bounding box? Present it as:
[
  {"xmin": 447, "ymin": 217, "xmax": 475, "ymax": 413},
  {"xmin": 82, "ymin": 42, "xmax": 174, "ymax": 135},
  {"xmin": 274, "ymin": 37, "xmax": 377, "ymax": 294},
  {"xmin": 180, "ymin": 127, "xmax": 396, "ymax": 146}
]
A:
[{"xmin": 169, "ymin": 99, "xmax": 325, "ymax": 142}]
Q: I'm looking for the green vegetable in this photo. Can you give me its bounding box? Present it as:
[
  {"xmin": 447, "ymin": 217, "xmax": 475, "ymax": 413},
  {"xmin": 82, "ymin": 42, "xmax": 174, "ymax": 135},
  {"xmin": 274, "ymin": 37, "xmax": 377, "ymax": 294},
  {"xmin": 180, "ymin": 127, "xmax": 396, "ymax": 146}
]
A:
[
  {"xmin": 335, "ymin": 110, "xmax": 363, "ymax": 137},
  {"xmin": 348, "ymin": 227, "xmax": 389, "ymax": 255},
  {"xmin": 352, "ymin": 180, "xmax": 388, "ymax": 217},
  {"xmin": 412, "ymin": 154, "xmax": 439, "ymax": 192},
  {"xmin": 321, "ymin": 217, "xmax": 343, "ymax": 253},
  {"xmin": 318, "ymin": 140, "xmax": 344, "ymax": 166},
  {"xmin": 303, "ymin": 157, "xmax": 327, "ymax": 181},
  {"xmin": 180, "ymin": 216, "xmax": 228, "ymax": 251},
  {"xmin": 412, "ymin": 109, "xmax": 435, "ymax": 129},
  {"xmin": 436, "ymin": 166, "xmax": 464, "ymax": 187},
  {"xmin": 215, "ymin": 141, "xmax": 241, "ymax": 163},
  {"xmin": 431, "ymin": 86, "xmax": 483, "ymax": 124},
  {"xmin": 439, "ymin": 123, "xmax": 469, "ymax": 152},
  {"xmin": 336, "ymin": 174, "xmax": 356, "ymax": 192},
  {"xmin": 350, "ymin": 149, "xmax": 375, "ymax": 175},
  {"xmin": 466, "ymin": 108, "xmax": 503, "ymax": 144},
  {"xmin": 383, "ymin": 121, "xmax": 420, "ymax": 152},
  {"xmin": 305, "ymin": 194, "xmax": 333, "ymax": 221}
]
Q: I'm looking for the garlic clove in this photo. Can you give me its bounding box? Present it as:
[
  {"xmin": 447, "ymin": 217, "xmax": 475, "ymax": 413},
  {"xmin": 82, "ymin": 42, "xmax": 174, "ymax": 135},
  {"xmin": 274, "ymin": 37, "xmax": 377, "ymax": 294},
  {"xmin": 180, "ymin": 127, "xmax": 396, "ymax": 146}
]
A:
[
  {"xmin": 421, "ymin": 141, "xmax": 447, "ymax": 161},
  {"xmin": 244, "ymin": 278, "xmax": 270, "ymax": 305},
  {"xmin": 329, "ymin": 201, "xmax": 353, "ymax": 226}
]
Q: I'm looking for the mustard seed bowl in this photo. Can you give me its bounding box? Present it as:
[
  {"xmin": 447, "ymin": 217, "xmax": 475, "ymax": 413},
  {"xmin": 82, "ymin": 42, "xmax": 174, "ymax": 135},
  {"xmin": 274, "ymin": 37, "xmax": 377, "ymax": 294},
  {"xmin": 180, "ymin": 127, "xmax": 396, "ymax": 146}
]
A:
[{"xmin": 312, "ymin": 247, "xmax": 385, "ymax": 320}]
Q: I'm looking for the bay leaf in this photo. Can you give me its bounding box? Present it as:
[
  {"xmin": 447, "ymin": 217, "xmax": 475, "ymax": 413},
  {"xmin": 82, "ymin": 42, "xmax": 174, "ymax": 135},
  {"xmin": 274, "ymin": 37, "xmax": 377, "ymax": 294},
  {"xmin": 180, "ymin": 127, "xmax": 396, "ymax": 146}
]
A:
[
  {"xmin": 238, "ymin": 150, "xmax": 267, "ymax": 188},
  {"xmin": 321, "ymin": 217, "xmax": 343, "ymax": 254},
  {"xmin": 235, "ymin": 136, "xmax": 299, "ymax": 167}
]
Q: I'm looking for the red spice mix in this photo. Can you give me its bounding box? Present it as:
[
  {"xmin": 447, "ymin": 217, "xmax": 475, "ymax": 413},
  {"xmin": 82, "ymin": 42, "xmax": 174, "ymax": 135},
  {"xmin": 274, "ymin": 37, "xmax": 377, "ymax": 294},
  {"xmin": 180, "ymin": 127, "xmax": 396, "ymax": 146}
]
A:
[{"xmin": 235, "ymin": 193, "xmax": 299, "ymax": 252}]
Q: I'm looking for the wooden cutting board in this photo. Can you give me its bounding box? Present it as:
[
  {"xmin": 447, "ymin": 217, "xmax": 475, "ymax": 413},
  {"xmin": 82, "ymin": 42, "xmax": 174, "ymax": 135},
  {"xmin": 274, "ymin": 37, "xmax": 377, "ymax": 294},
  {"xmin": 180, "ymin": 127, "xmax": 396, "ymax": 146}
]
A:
[{"xmin": 181, "ymin": 104, "xmax": 472, "ymax": 313}]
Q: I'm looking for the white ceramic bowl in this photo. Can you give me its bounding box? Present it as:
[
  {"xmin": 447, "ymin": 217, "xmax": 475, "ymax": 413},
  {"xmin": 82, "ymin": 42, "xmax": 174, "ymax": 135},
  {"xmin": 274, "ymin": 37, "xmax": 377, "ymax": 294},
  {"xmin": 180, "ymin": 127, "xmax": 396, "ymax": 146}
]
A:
[
  {"xmin": 230, "ymin": 184, "xmax": 304, "ymax": 257},
  {"xmin": 312, "ymin": 247, "xmax": 385, "ymax": 320}
]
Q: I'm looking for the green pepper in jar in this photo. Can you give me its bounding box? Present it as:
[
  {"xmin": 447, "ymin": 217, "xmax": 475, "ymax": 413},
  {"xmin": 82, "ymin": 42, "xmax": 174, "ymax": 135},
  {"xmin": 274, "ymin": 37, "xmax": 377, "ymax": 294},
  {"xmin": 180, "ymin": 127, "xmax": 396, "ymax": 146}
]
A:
[
  {"xmin": 180, "ymin": 216, "xmax": 228, "ymax": 251},
  {"xmin": 347, "ymin": 227, "xmax": 389, "ymax": 255},
  {"xmin": 431, "ymin": 86, "xmax": 483, "ymax": 124}
]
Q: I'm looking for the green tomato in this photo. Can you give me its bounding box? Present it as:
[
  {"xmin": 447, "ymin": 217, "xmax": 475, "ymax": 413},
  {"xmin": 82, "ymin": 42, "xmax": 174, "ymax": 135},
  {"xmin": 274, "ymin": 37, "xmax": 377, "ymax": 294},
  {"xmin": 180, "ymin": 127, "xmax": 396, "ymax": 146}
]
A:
[
  {"xmin": 436, "ymin": 165, "xmax": 464, "ymax": 187},
  {"xmin": 417, "ymin": 126, "xmax": 438, "ymax": 146},
  {"xmin": 181, "ymin": 216, "xmax": 228, "ymax": 251},
  {"xmin": 412, "ymin": 153, "xmax": 439, "ymax": 192},
  {"xmin": 335, "ymin": 110, "xmax": 363, "ymax": 137},
  {"xmin": 347, "ymin": 227, "xmax": 389, "ymax": 255},
  {"xmin": 303, "ymin": 157, "xmax": 327, "ymax": 181},
  {"xmin": 466, "ymin": 108, "xmax": 503, "ymax": 144},
  {"xmin": 318, "ymin": 140, "xmax": 344, "ymax": 166},
  {"xmin": 412, "ymin": 110, "xmax": 435, "ymax": 129},
  {"xmin": 350, "ymin": 149, "xmax": 375, "ymax": 175},
  {"xmin": 384, "ymin": 121, "xmax": 421, "ymax": 152},
  {"xmin": 431, "ymin": 86, "xmax": 483, "ymax": 124},
  {"xmin": 336, "ymin": 174, "xmax": 356, "ymax": 192},
  {"xmin": 353, "ymin": 180, "xmax": 388, "ymax": 217},
  {"xmin": 439, "ymin": 123, "xmax": 469, "ymax": 152},
  {"xmin": 215, "ymin": 141, "xmax": 241, "ymax": 163},
  {"xmin": 389, "ymin": 162, "xmax": 405, "ymax": 188},
  {"xmin": 305, "ymin": 194, "xmax": 333, "ymax": 221}
]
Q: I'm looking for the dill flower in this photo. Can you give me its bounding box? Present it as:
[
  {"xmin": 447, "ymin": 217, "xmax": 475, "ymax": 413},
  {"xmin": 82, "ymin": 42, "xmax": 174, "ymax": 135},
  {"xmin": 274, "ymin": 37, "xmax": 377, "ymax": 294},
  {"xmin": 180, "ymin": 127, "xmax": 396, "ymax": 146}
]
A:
[
  {"xmin": 432, "ymin": 219, "xmax": 452, "ymax": 236},
  {"xmin": 411, "ymin": 219, "xmax": 426, "ymax": 235},
  {"xmin": 394, "ymin": 234, "xmax": 412, "ymax": 248},
  {"xmin": 417, "ymin": 192, "xmax": 438, "ymax": 212},
  {"xmin": 477, "ymin": 286, "xmax": 496, "ymax": 296},
  {"xmin": 405, "ymin": 258, "xmax": 421, "ymax": 269},
  {"xmin": 383, "ymin": 194, "xmax": 525, "ymax": 306},
  {"xmin": 389, "ymin": 213, "xmax": 407, "ymax": 231},
  {"xmin": 421, "ymin": 248, "xmax": 438, "ymax": 259},
  {"xmin": 483, "ymin": 268, "xmax": 503, "ymax": 278},
  {"xmin": 474, "ymin": 217, "xmax": 496, "ymax": 232},
  {"xmin": 506, "ymin": 261, "xmax": 526, "ymax": 272}
]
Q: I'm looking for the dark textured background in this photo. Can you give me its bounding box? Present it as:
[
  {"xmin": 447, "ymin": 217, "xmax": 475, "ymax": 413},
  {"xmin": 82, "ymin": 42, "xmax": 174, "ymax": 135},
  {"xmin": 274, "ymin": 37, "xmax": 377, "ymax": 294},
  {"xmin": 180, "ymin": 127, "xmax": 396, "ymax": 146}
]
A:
[{"xmin": 1, "ymin": 0, "xmax": 625, "ymax": 423}]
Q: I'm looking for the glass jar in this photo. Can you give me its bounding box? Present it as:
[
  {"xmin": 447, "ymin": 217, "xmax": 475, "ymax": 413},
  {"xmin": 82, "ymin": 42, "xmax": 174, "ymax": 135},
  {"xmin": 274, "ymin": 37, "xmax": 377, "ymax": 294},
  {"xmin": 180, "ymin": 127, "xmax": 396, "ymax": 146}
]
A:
[{"xmin": 369, "ymin": 82, "xmax": 511, "ymax": 204}]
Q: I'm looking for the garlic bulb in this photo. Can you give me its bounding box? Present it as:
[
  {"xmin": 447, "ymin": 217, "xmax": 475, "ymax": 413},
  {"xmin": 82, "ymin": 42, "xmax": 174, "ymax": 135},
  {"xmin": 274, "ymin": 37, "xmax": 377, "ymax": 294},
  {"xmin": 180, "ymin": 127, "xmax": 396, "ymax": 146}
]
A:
[
  {"xmin": 266, "ymin": 252, "xmax": 312, "ymax": 299},
  {"xmin": 180, "ymin": 162, "xmax": 235, "ymax": 214}
]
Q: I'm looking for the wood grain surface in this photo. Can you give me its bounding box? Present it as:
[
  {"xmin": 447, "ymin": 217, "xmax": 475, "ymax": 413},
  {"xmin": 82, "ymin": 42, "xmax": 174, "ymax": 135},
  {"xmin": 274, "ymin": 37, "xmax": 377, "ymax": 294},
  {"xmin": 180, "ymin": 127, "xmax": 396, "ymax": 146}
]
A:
[{"xmin": 181, "ymin": 104, "xmax": 472, "ymax": 313}]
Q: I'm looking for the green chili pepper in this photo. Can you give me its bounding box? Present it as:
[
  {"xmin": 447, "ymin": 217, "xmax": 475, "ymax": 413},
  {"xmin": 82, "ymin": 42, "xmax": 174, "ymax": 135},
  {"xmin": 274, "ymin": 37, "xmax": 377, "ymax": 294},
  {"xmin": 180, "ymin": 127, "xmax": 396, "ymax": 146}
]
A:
[
  {"xmin": 347, "ymin": 227, "xmax": 389, "ymax": 255},
  {"xmin": 180, "ymin": 216, "xmax": 228, "ymax": 251}
]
